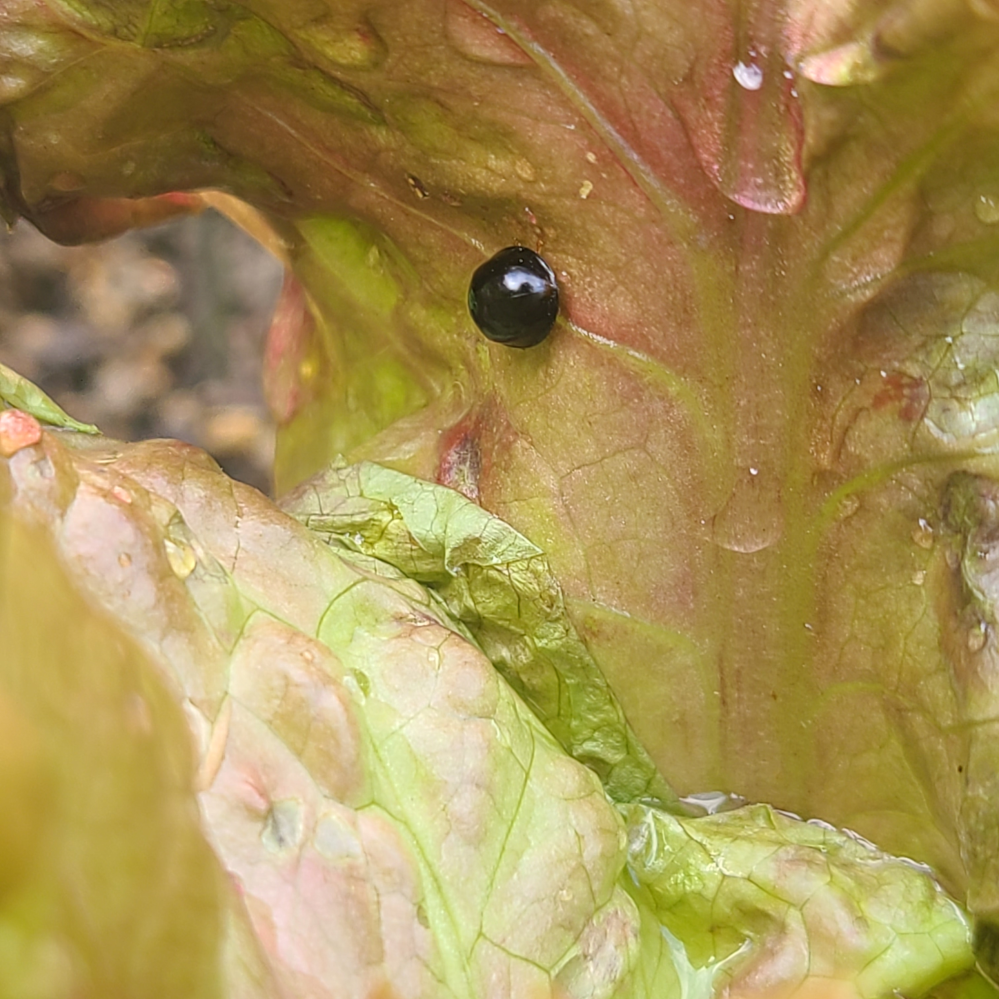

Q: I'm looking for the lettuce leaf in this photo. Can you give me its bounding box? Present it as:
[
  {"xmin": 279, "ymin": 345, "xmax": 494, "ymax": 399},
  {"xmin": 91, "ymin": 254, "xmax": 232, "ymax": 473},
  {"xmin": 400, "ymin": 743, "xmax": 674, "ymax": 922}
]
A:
[
  {"xmin": 282, "ymin": 459, "xmax": 678, "ymax": 809},
  {"xmin": 0, "ymin": 420, "xmax": 976, "ymax": 995},
  {"xmin": 5, "ymin": 0, "xmax": 999, "ymax": 989}
]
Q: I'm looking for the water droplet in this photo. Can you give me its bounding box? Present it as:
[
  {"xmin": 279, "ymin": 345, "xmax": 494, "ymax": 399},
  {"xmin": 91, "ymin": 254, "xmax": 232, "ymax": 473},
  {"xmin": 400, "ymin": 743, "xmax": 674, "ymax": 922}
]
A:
[
  {"xmin": 976, "ymin": 193, "xmax": 999, "ymax": 225},
  {"xmin": 912, "ymin": 518, "xmax": 934, "ymax": 549},
  {"xmin": 732, "ymin": 61, "xmax": 764, "ymax": 90},
  {"xmin": 711, "ymin": 467, "xmax": 783, "ymax": 553}
]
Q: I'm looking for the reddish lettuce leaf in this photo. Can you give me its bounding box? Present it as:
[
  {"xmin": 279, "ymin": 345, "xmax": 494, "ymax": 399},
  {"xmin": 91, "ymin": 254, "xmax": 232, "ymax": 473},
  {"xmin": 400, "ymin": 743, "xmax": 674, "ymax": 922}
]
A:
[{"xmin": 4, "ymin": 0, "xmax": 999, "ymax": 988}]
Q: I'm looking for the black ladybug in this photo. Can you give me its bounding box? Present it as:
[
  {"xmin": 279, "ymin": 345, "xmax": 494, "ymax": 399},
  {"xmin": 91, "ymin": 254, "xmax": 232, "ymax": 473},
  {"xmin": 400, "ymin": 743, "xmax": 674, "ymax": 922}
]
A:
[{"xmin": 467, "ymin": 246, "xmax": 559, "ymax": 348}]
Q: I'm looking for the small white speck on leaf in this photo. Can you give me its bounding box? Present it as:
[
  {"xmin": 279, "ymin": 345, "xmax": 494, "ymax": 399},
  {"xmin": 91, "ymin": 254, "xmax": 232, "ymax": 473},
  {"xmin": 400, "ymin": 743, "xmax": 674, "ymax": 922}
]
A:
[{"xmin": 976, "ymin": 193, "xmax": 999, "ymax": 224}]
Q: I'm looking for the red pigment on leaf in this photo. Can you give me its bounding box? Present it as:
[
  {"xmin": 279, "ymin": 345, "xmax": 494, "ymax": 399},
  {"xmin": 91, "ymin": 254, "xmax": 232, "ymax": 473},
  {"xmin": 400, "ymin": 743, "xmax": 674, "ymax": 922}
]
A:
[
  {"xmin": 28, "ymin": 192, "xmax": 203, "ymax": 245},
  {"xmin": 437, "ymin": 415, "xmax": 484, "ymax": 502},
  {"xmin": 0, "ymin": 410, "xmax": 42, "ymax": 457},
  {"xmin": 872, "ymin": 372, "xmax": 929, "ymax": 422},
  {"xmin": 263, "ymin": 273, "xmax": 314, "ymax": 424}
]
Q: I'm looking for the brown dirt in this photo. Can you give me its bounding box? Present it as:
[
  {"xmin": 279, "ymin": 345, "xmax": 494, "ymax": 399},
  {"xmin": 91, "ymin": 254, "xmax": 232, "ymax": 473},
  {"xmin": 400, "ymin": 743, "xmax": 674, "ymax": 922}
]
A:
[{"xmin": 0, "ymin": 211, "xmax": 283, "ymax": 494}]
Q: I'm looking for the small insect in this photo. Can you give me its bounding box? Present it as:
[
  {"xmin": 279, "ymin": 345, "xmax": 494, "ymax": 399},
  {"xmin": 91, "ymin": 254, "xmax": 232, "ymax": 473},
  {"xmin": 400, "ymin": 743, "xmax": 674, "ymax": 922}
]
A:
[{"xmin": 467, "ymin": 246, "xmax": 559, "ymax": 348}]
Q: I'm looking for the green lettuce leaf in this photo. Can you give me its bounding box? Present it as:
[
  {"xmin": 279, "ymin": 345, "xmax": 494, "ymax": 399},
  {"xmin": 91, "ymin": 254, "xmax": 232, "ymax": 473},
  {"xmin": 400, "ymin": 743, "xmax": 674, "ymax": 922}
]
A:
[
  {"xmin": 282, "ymin": 459, "xmax": 678, "ymax": 808},
  {"xmin": 623, "ymin": 802, "xmax": 973, "ymax": 999},
  {"xmin": 0, "ymin": 362, "xmax": 99, "ymax": 434},
  {"xmin": 2, "ymin": 424, "xmax": 641, "ymax": 995},
  {"xmin": 0, "ymin": 420, "xmax": 976, "ymax": 996},
  {"xmin": 0, "ymin": 514, "xmax": 225, "ymax": 998}
]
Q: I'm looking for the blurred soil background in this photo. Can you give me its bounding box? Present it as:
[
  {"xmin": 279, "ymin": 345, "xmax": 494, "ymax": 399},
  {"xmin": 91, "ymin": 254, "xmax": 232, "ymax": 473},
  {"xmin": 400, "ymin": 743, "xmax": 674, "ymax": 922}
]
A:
[{"xmin": 0, "ymin": 210, "xmax": 283, "ymax": 494}]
